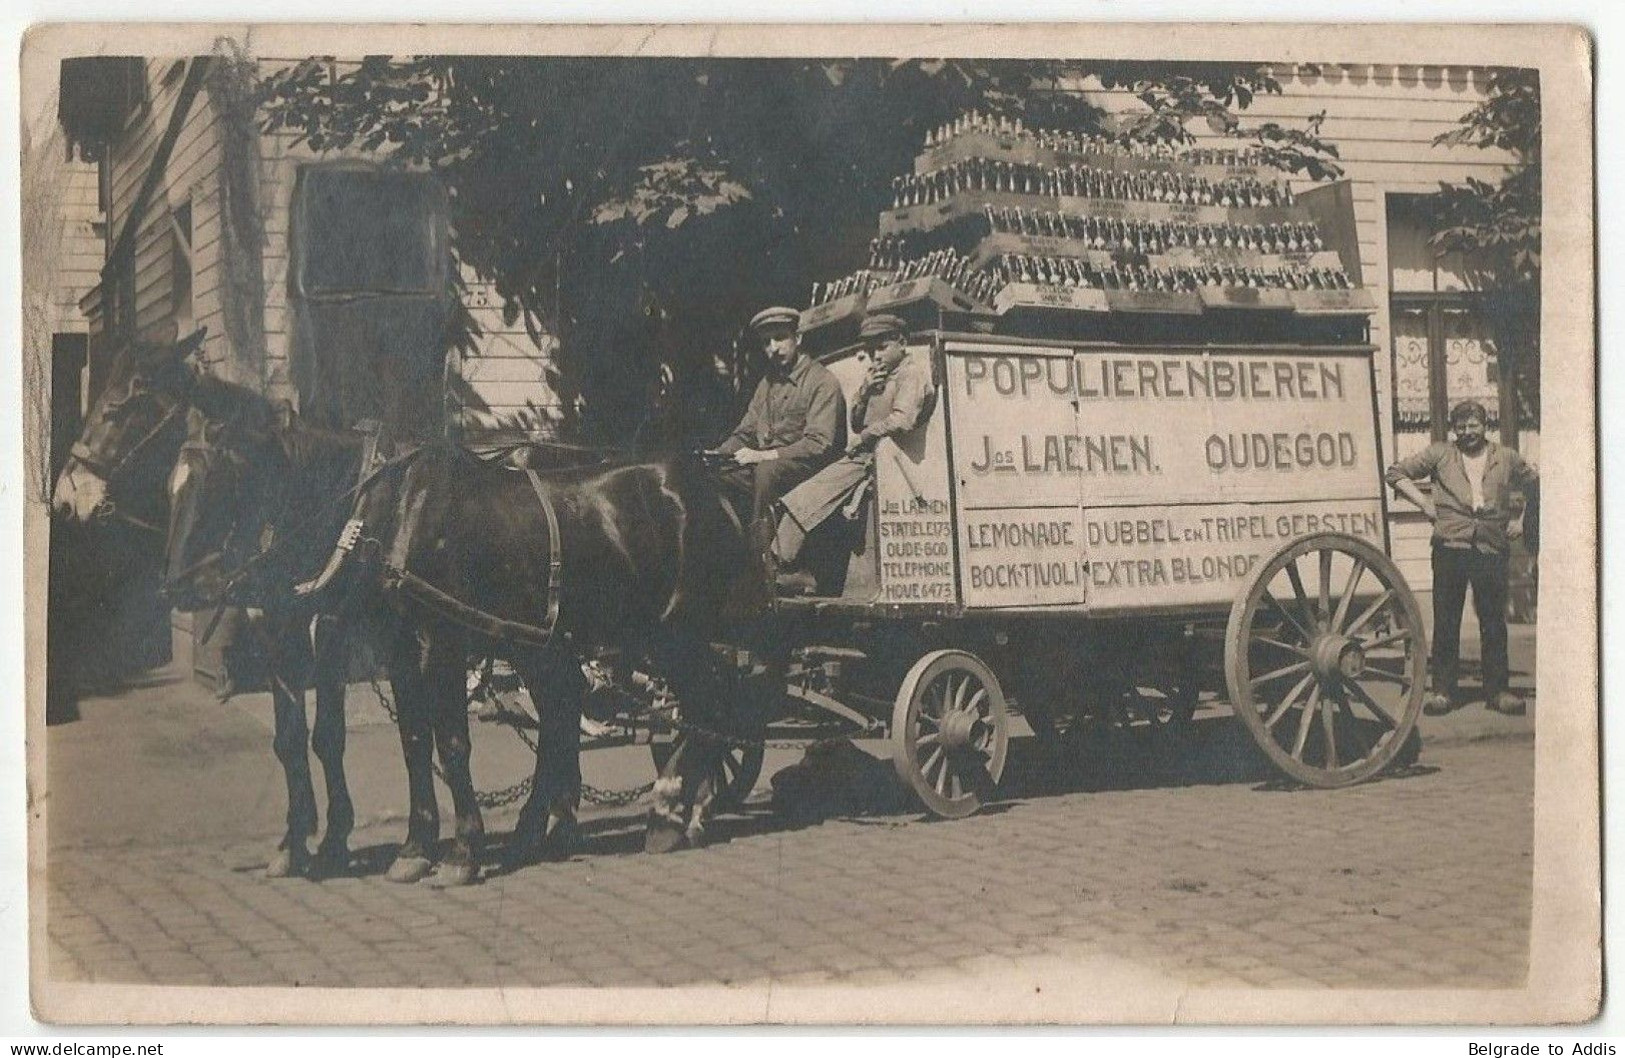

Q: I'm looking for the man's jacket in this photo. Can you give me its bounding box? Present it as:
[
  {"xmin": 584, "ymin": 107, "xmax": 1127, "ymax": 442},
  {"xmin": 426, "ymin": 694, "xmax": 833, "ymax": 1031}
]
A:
[
  {"xmin": 1384, "ymin": 440, "xmax": 1538, "ymax": 554},
  {"xmin": 718, "ymin": 355, "xmax": 846, "ymax": 464}
]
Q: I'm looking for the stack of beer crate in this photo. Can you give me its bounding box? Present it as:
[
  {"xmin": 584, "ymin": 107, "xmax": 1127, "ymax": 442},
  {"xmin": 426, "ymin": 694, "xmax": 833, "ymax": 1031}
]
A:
[{"xmin": 800, "ymin": 112, "xmax": 1373, "ymax": 339}]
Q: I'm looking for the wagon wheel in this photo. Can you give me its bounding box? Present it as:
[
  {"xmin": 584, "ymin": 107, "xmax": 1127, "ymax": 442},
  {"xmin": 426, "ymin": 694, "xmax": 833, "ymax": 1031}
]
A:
[
  {"xmin": 649, "ymin": 737, "xmax": 765, "ymax": 811},
  {"xmin": 1226, "ymin": 532, "xmax": 1426, "ymax": 788},
  {"xmin": 892, "ymin": 650, "xmax": 1009, "ymax": 818}
]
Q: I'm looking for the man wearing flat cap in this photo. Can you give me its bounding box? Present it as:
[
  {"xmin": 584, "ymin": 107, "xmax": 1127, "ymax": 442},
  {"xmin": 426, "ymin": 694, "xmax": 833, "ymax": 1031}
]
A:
[
  {"xmin": 773, "ymin": 313, "xmax": 936, "ymax": 577},
  {"xmin": 714, "ymin": 306, "xmax": 847, "ymax": 540}
]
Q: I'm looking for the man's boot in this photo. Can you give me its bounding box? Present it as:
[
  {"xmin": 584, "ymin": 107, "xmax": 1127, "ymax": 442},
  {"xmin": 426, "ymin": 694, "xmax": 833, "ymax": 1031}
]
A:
[{"xmin": 1423, "ymin": 690, "xmax": 1457, "ymax": 716}]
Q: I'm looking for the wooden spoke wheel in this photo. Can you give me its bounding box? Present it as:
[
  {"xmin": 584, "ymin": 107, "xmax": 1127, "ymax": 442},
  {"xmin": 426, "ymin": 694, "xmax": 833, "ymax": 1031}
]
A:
[
  {"xmin": 891, "ymin": 650, "xmax": 1009, "ymax": 818},
  {"xmin": 649, "ymin": 735, "xmax": 765, "ymax": 811},
  {"xmin": 1226, "ymin": 532, "xmax": 1426, "ymax": 788}
]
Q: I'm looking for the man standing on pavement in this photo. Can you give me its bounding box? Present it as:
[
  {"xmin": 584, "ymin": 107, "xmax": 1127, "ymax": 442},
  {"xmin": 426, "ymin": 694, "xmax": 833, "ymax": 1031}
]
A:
[
  {"xmin": 771, "ymin": 313, "xmax": 935, "ymax": 579},
  {"xmin": 713, "ymin": 306, "xmax": 846, "ymax": 547},
  {"xmin": 1385, "ymin": 399, "xmax": 1538, "ymax": 717}
]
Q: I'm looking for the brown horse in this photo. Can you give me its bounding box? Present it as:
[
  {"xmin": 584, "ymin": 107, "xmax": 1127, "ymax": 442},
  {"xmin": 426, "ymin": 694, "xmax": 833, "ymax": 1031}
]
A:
[
  {"xmin": 64, "ymin": 332, "xmax": 766, "ymax": 879},
  {"xmin": 161, "ymin": 384, "xmax": 380, "ymax": 878},
  {"xmin": 356, "ymin": 442, "xmax": 767, "ymax": 865}
]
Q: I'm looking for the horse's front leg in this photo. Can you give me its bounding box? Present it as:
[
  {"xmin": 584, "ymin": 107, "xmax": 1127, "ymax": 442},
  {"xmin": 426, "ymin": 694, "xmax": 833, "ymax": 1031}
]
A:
[
  {"xmin": 643, "ymin": 637, "xmax": 728, "ymax": 854},
  {"xmin": 264, "ymin": 622, "xmax": 318, "ymax": 878},
  {"xmin": 507, "ymin": 649, "xmax": 585, "ymax": 867},
  {"xmin": 427, "ymin": 640, "xmax": 482, "ymax": 886},
  {"xmin": 382, "ymin": 624, "xmax": 439, "ymax": 883},
  {"xmin": 645, "ymin": 730, "xmax": 725, "ymax": 853},
  {"xmin": 308, "ymin": 611, "xmax": 354, "ymax": 877}
]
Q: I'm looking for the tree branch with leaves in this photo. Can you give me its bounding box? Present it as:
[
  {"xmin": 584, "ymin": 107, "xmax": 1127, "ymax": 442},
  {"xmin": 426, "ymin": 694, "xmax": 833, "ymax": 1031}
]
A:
[
  {"xmin": 258, "ymin": 56, "xmax": 1344, "ymax": 443},
  {"xmin": 1426, "ymin": 68, "xmax": 1541, "ymax": 429}
]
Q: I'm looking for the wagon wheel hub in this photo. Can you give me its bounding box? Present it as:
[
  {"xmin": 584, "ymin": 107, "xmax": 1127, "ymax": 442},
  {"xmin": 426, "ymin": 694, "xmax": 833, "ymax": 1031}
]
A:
[
  {"xmin": 1310, "ymin": 633, "xmax": 1364, "ymax": 685},
  {"xmin": 938, "ymin": 708, "xmax": 982, "ymax": 752}
]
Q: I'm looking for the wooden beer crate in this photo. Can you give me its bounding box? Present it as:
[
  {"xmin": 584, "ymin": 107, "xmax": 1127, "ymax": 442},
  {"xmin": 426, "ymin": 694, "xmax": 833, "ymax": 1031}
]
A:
[
  {"xmin": 865, "ymin": 275, "xmax": 987, "ymax": 315},
  {"xmin": 799, "ymin": 291, "xmax": 869, "ymax": 333}
]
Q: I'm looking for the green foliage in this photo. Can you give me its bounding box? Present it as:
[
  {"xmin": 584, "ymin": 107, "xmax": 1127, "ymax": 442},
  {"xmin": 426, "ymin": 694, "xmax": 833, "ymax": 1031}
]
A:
[
  {"xmin": 1426, "ymin": 68, "xmax": 1541, "ymax": 429},
  {"xmin": 258, "ymin": 57, "xmax": 1343, "ymax": 442},
  {"xmin": 1428, "ymin": 68, "xmax": 1540, "ymax": 282}
]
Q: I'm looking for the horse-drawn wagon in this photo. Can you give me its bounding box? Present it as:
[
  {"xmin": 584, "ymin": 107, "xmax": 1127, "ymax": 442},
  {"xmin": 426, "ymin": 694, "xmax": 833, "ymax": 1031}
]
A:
[{"xmin": 713, "ymin": 114, "xmax": 1424, "ymax": 819}]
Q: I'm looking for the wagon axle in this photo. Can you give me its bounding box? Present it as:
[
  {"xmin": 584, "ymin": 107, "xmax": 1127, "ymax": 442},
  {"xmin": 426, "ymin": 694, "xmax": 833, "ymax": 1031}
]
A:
[
  {"xmin": 1310, "ymin": 632, "xmax": 1366, "ymax": 685},
  {"xmin": 935, "ymin": 703, "xmax": 987, "ymax": 754}
]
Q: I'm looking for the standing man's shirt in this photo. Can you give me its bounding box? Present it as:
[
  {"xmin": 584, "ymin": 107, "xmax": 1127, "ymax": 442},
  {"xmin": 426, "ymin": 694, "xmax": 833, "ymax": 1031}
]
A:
[
  {"xmin": 1384, "ymin": 441, "xmax": 1538, "ymax": 554},
  {"xmin": 1461, "ymin": 447, "xmax": 1489, "ymax": 511},
  {"xmin": 718, "ymin": 354, "xmax": 846, "ymax": 465}
]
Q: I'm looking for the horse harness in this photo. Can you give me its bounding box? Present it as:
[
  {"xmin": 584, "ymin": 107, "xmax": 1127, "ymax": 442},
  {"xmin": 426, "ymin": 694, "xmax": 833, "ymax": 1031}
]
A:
[
  {"xmin": 374, "ymin": 454, "xmax": 566, "ymax": 651},
  {"xmin": 292, "ymin": 420, "xmax": 389, "ymax": 599}
]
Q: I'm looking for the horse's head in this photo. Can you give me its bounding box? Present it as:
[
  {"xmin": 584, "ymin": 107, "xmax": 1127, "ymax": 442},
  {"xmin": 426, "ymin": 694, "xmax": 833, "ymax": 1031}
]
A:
[
  {"xmin": 160, "ymin": 402, "xmax": 285, "ymax": 612},
  {"xmin": 52, "ymin": 326, "xmax": 206, "ymax": 522}
]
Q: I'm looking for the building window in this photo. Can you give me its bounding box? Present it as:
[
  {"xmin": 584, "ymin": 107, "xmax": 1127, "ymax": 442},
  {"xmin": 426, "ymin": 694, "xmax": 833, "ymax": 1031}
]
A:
[
  {"xmin": 1385, "ymin": 193, "xmax": 1509, "ymax": 448},
  {"xmin": 290, "ymin": 166, "xmax": 445, "ymax": 297}
]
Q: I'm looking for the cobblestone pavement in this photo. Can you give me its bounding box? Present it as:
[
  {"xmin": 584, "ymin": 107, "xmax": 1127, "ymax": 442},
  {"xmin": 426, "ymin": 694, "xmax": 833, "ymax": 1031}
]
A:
[{"xmin": 44, "ymin": 732, "xmax": 1532, "ymax": 991}]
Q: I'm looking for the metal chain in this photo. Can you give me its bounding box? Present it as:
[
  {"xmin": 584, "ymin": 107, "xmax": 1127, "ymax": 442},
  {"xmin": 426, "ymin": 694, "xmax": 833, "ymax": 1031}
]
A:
[
  {"xmin": 475, "ymin": 776, "xmax": 538, "ymax": 809},
  {"xmin": 671, "ymin": 715, "xmax": 767, "ymax": 753},
  {"xmin": 367, "ymin": 672, "xmax": 529, "ymax": 808},
  {"xmin": 580, "ymin": 780, "xmax": 656, "ymax": 807},
  {"xmin": 365, "ymin": 661, "xmax": 817, "ymax": 810},
  {"xmin": 366, "ymin": 670, "xmax": 661, "ymax": 809}
]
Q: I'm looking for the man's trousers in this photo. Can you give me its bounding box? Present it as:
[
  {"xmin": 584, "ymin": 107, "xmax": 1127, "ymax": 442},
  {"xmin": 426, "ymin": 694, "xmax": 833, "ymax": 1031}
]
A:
[
  {"xmin": 1430, "ymin": 541, "xmax": 1511, "ymax": 699},
  {"xmin": 715, "ymin": 456, "xmax": 825, "ymax": 544}
]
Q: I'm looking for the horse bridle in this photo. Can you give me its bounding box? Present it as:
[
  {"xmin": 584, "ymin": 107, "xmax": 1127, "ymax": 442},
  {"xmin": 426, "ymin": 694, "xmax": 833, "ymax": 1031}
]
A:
[
  {"xmin": 70, "ymin": 373, "xmax": 193, "ymax": 531},
  {"xmin": 67, "ymin": 328, "xmax": 208, "ymax": 524}
]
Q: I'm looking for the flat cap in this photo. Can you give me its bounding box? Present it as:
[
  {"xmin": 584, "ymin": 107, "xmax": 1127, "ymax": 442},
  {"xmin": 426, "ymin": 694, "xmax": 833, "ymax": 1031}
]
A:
[
  {"xmin": 748, "ymin": 306, "xmax": 801, "ymax": 333},
  {"xmin": 858, "ymin": 313, "xmax": 908, "ymax": 340}
]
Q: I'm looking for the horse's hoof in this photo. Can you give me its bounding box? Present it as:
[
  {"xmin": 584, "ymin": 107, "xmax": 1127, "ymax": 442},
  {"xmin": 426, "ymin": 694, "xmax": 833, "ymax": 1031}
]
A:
[
  {"xmin": 685, "ymin": 824, "xmax": 709, "ymax": 850},
  {"xmin": 429, "ymin": 862, "xmax": 478, "ymax": 888},
  {"xmin": 266, "ymin": 846, "xmax": 309, "ymax": 879},
  {"xmin": 644, "ymin": 817, "xmax": 687, "ymax": 854},
  {"xmin": 385, "ymin": 856, "xmax": 434, "ymax": 884}
]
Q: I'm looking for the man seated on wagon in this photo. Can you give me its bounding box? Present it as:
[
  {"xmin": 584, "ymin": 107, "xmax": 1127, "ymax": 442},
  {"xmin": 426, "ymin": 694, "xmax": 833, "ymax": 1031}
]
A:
[
  {"xmin": 770, "ymin": 313, "xmax": 936, "ymax": 593},
  {"xmin": 712, "ymin": 305, "xmax": 847, "ymax": 549}
]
